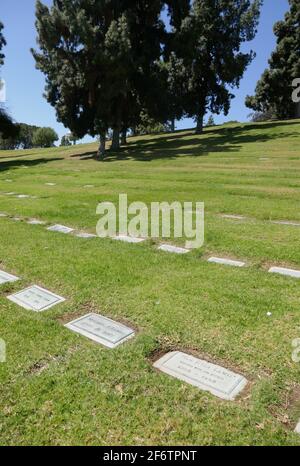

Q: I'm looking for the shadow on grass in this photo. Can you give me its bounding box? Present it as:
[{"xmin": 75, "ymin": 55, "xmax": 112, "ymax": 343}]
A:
[
  {"xmin": 0, "ymin": 157, "xmax": 62, "ymax": 172},
  {"xmin": 71, "ymin": 120, "xmax": 300, "ymax": 163}
]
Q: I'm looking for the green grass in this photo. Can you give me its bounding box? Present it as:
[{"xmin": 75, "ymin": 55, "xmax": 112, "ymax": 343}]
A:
[{"xmin": 1, "ymin": 120, "xmax": 300, "ymax": 445}]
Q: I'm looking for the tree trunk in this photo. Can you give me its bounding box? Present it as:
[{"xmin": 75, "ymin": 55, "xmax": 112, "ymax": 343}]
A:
[
  {"xmin": 121, "ymin": 129, "xmax": 127, "ymax": 145},
  {"xmin": 97, "ymin": 132, "xmax": 106, "ymax": 160},
  {"xmin": 195, "ymin": 115, "xmax": 204, "ymax": 134},
  {"xmin": 171, "ymin": 119, "xmax": 175, "ymax": 132},
  {"xmin": 111, "ymin": 128, "xmax": 120, "ymax": 150}
]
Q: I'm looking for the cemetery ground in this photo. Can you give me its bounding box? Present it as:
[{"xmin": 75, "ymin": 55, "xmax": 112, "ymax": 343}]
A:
[{"xmin": 1, "ymin": 120, "xmax": 300, "ymax": 445}]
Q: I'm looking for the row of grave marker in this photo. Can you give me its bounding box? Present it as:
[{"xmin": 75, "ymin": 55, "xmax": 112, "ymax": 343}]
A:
[
  {"xmin": 1, "ymin": 212, "xmax": 300, "ymax": 279},
  {"xmin": 221, "ymin": 213, "xmax": 300, "ymax": 227},
  {"xmin": 0, "ymin": 269, "xmax": 245, "ymax": 400},
  {"xmin": 1, "ymin": 268, "xmax": 300, "ymax": 432},
  {"xmin": 3, "ymin": 192, "xmax": 38, "ymax": 199},
  {"xmin": 1, "ymin": 229, "xmax": 300, "ymax": 431},
  {"xmin": 3, "ymin": 188, "xmax": 300, "ymax": 228}
]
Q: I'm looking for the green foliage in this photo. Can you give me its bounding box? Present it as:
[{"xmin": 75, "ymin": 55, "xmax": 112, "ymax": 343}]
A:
[
  {"xmin": 206, "ymin": 115, "xmax": 215, "ymax": 127},
  {"xmin": 0, "ymin": 20, "xmax": 20, "ymax": 141},
  {"xmin": 249, "ymin": 110, "xmax": 275, "ymax": 123},
  {"xmin": 246, "ymin": 0, "xmax": 300, "ymax": 119},
  {"xmin": 178, "ymin": 0, "xmax": 262, "ymax": 131},
  {"xmin": 0, "ymin": 123, "xmax": 42, "ymax": 150},
  {"xmin": 60, "ymin": 133, "xmax": 77, "ymax": 147},
  {"xmin": 60, "ymin": 135, "xmax": 72, "ymax": 147},
  {"xmin": 0, "ymin": 109, "xmax": 19, "ymax": 143},
  {"xmin": 32, "ymin": 127, "xmax": 59, "ymax": 148},
  {"xmin": 132, "ymin": 112, "xmax": 169, "ymax": 136},
  {"xmin": 0, "ymin": 21, "xmax": 6, "ymax": 66},
  {"xmin": 32, "ymin": 1, "xmax": 165, "ymax": 152},
  {"xmin": 18, "ymin": 123, "xmax": 40, "ymax": 149}
]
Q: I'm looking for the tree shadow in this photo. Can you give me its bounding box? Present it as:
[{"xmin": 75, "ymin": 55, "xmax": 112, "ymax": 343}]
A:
[
  {"xmin": 0, "ymin": 157, "xmax": 62, "ymax": 172},
  {"xmin": 72, "ymin": 120, "xmax": 300, "ymax": 163},
  {"xmin": 70, "ymin": 151, "xmax": 99, "ymax": 160}
]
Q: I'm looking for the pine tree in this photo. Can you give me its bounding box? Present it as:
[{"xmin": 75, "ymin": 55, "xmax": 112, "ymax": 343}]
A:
[
  {"xmin": 163, "ymin": 1, "xmax": 192, "ymax": 130},
  {"xmin": 178, "ymin": 0, "xmax": 261, "ymax": 133},
  {"xmin": 206, "ymin": 115, "xmax": 215, "ymax": 127},
  {"xmin": 0, "ymin": 22, "xmax": 6, "ymax": 66},
  {"xmin": 32, "ymin": 1, "xmax": 165, "ymax": 158},
  {"xmin": 0, "ymin": 21, "xmax": 19, "ymax": 140},
  {"xmin": 246, "ymin": 0, "xmax": 300, "ymax": 119}
]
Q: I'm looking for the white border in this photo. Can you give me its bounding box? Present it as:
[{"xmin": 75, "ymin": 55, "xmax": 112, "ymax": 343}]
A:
[
  {"xmin": 158, "ymin": 244, "xmax": 190, "ymax": 254},
  {"xmin": 154, "ymin": 351, "xmax": 247, "ymax": 401},
  {"xmin": 47, "ymin": 224, "xmax": 74, "ymax": 234},
  {"xmin": 208, "ymin": 257, "xmax": 245, "ymax": 267},
  {"xmin": 65, "ymin": 313, "xmax": 135, "ymax": 349},
  {"xmin": 0, "ymin": 270, "xmax": 20, "ymax": 285},
  {"xmin": 7, "ymin": 285, "xmax": 66, "ymax": 311}
]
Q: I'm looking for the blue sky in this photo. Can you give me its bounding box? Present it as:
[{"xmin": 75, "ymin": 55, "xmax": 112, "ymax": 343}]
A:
[{"xmin": 1, "ymin": 0, "xmax": 290, "ymax": 142}]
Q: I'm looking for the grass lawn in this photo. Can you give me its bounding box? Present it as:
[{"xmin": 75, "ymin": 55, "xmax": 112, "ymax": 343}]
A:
[{"xmin": 1, "ymin": 120, "xmax": 300, "ymax": 445}]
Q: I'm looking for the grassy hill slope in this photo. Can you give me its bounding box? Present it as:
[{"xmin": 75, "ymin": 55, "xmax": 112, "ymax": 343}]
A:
[{"xmin": 0, "ymin": 120, "xmax": 300, "ymax": 445}]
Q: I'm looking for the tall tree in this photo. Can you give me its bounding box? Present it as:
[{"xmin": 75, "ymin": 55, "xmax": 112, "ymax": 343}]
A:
[
  {"xmin": 0, "ymin": 22, "xmax": 6, "ymax": 66},
  {"xmin": 0, "ymin": 21, "xmax": 19, "ymax": 141},
  {"xmin": 162, "ymin": 1, "xmax": 191, "ymax": 131},
  {"xmin": 32, "ymin": 127, "xmax": 59, "ymax": 148},
  {"xmin": 246, "ymin": 0, "xmax": 300, "ymax": 119},
  {"xmin": 176, "ymin": 0, "xmax": 262, "ymax": 133},
  {"xmin": 32, "ymin": 0, "xmax": 165, "ymax": 158}
]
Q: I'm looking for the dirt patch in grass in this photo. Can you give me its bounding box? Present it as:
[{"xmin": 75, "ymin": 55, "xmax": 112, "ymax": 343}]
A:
[
  {"xmin": 26, "ymin": 346, "xmax": 81, "ymax": 377},
  {"xmin": 269, "ymin": 383, "xmax": 300, "ymax": 430},
  {"xmin": 261, "ymin": 260, "xmax": 300, "ymax": 272}
]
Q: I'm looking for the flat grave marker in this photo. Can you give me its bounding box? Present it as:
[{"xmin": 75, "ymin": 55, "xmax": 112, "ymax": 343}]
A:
[
  {"xmin": 113, "ymin": 235, "xmax": 145, "ymax": 244},
  {"xmin": 27, "ymin": 219, "xmax": 46, "ymax": 225},
  {"xmin": 271, "ymin": 220, "xmax": 300, "ymax": 227},
  {"xmin": 0, "ymin": 270, "xmax": 19, "ymax": 285},
  {"xmin": 7, "ymin": 285, "xmax": 65, "ymax": 312},
  {"xmin": 76, "ymin": 232, "xmax": 97, "ymax": 238},
  {"xmin": 45, "ymin": 183, "xmax": 56, "ymax": 186},
  {"xmin": 0, "ymin": 213, "xmax": 7, "ymax": 217},
  {"xmin": 221, "ymin": 214, "xmax": 245, "ymax": 220},
  {"xmin": 158, "ymin": 244, "xmax": 190, "ymax": 254},
  {"xmin": 16, "ymin": 194, "xmax": 30, "ymax": 199},
  {"xmin": 208, "ymin": 257, "xmax": 245, "ymax": 267},
  {"xmin": 154, "ymin": 351, "xmax": 247, "ymax": 401},
  {"xmin": 268, "ymin": 267, "xmax": 300, "ymax": 279},
  {"xmin": 47, "ymin": 224, "xmax": 74, "ymax": 234},
  {"xmin": 65, "ymin": 313, "xmax": 135, "ymax": 348}
]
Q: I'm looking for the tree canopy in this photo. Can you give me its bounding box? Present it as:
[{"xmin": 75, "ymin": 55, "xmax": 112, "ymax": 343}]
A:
[
  {"xmin": 32, "ymin": 127, "xmax": 59, "ymax": 148},
  {"xmin": 0, "ymin": 22, "xmax": 6, "ymax": 66},
  {"xmin": 32, "ymin": 1, "xmax": 261, "ymax": 157},
  {"xmin": 174, "ymin": 0, "xmax": 262, "ymax": 133},
  {"xmin": 246, "ymin": 0, "xmax": 300, "ymax": 120},
  {"xmin": 0, "ymin": 21, "xmax": 20, "ymax": 141}
]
